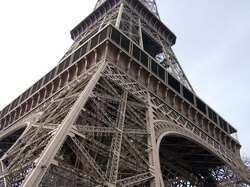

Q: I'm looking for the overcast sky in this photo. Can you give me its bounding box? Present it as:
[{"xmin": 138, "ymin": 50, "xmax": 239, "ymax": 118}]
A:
[{"xmin": 0, "ymin": 0, "xmax": 249, "ymax": 158}]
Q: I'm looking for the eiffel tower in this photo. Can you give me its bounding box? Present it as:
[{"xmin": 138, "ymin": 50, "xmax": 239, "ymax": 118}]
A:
[{"xmin": 0, "ymin": 0, "xmax": 249, "ymax": 186}]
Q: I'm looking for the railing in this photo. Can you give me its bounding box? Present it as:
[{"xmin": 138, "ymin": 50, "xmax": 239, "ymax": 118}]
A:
[
  {"xmin": 0, "ymin": 24, "xmax": 239, "ymax": 142},
  {"xmin": 107, "ymin": 25, "xmax": 237, "ymax": 137},
  {"xmin": 0, "ymin": 25, "xmax": 110, "ymax": 130}
]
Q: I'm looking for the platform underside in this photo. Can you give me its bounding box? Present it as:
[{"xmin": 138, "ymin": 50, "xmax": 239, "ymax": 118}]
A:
[
  {"xmin": 160, "ymin": 136, "xmax": 226, "ymax": 186},
  {"xmin": 0, "ymin": 61, "xmax": 248, "ymax": 186}
]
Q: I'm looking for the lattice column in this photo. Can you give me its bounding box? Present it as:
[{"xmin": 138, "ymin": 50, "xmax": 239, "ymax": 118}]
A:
[
  {"xmin": 21, "ymin": 62, "xmax": 107, "ymax": 186},
  {"xmin": 146, "ymin": 92, "xmax": 164, "ymax": 187}
]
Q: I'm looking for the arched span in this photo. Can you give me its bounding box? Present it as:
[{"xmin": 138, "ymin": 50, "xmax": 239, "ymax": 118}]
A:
[
  {"xmin": 0, "ymin": 126, "xmax": 27, "ymax": 157},
  {"xmin": 0, "ymin": 122, "xmax": 28, "ymax": 141},
  {"xmin": 0, "ymin": 112, "xmax": 43, "ymax": 157},
  {"xmin": 0, "ymin": 122, "xmax": 29, "ymax": 158},
  {"xmin": 154, "ymin": 119, "xmax": 236, "ymax": 167},
  {"xmin": 154, "ymin": 120, "xmax": 240, "ymax": 186}
]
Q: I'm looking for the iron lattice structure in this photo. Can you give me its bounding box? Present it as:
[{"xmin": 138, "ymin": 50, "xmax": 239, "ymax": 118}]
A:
[
  {"xmin": 0, "ymin": 0, "xmax": 249, "ymax": 186},
  {"xmin": 95, "ymin": 0, "xmax": 160, "ymax": 18}
]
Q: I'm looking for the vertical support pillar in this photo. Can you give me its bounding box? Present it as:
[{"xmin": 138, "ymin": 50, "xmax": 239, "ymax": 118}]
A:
[
  {"xmin": 194, "ymin": 111, "xmax": 198, "ymax": 124},
  {"xmin": 155, "ymin": 81, "xmax": 160, "ymax": 95},
  {"xmin": 107, "ymin": 90, "xmax": 128, "ymax": 184},
  {"xmin": 30, "ymin": 98, "xmax": 35, "ymax": 110},
  {"xmin": 126, "ymin": 58, "xmax": 132, "ymax": 73},
  {"xmin": 84, "ymin": 56, "xmax": 88, "ymax": 71},
  {"xmin": 180, "ymin": 100, "xmax": 184, "ymax": 113},
  {"xmin": 43, "ymin": 87, "xmax": 48, "ymax": 102},
  {"xmin": 66, "ymin": 70, "xmax": 70, "ymax": 85},
  {"xmin": 104, "ymin": 41, "xmax": 110, "ymax": 60},
  {"xmin": 12, "ymin": 109, "xmax": 17, "ymax": 122},
  {"xmin": 74, "ymin": 64, "xmax": 79, "ymax": 80},
  {"xmin": 201, "ymin": 116, "xmax": 206, "ymax": 132},
  {"xmin": 147, "ymin": 74, "xmax": 152, "ymax": 88},
  {"xmin": 187, "ymin": 105, "xmax": 192, "ymax": 119},
  {"xmin": 115, "ymin": 3, "xmax": 124, "ymax": 28},
  {"xmin": 24, "ymin": 101, "xmax": 28, "ymax": 114},
  {"xmin": 137, "ymin": 66, "xmax": 142, "ymax": 80},
  {"xmin": 146, "ymin": 92, "xmax": 163, "ymax": 187},
  {"xmin": 58, "ymin": 75, "xmax": 63, "ymax": 89},
  {"xmin": 171, "ymin": 94, "xmax": 177, "ymax": 106},
  {"xmin": 94, "ymin": 49, "xmax": 98, "ymax": 65},
  {"xmin": 116, "ymin": 50, "xmax": 122, "ymax": 64},
  {"xmin": 164, "ymin": 87, "xmax": 169, "ymax": 101},
  {"xmin": 36, "ymin": 92, "xmax": 41, "ymax": 108},
  {"xmin": 19, "ymin": 105, "xmax": 25, "ymax": 118},
  {"xmin": 139, "ymin": 18, "xmax": 144, "ymax": 49}
]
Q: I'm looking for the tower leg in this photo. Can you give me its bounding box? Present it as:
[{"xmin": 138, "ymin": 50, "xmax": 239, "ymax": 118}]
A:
[{"xmin": 21, "ymin": 61, "xmax": 106, "ymax": 187}]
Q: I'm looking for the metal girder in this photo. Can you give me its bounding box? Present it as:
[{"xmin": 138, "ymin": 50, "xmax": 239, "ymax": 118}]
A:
[
  {"xmin": 70, "ymin": 136, "xmax": 107, "ymax": 181},
  {"xmin": 0, "ymin": 62, "xmax": 152, "ymax": 186},
  {"xmin": 95, "ymin": 0, "xmax": 160, "ymax": 19},
  {"xmin": 106, "ymin": 90, "xmax": 128, "ymax": 182},
  {"xmin": 116, "ymin": 172, "xmax": 154, "ymax": 187},
  {"xmin": 0, "ymin": 62, "xmax": 106, "ymax": 186},
  {"xmin": 104, "ymin": 63, "xmax": 249, "ymax": 185},
  {"xmin": 140, "ymin": 18, "xmax": 195, "ymax": 92},
  {"xmin": 0, "ymin": 60, "xmax": 249, "ymax": 186},
  {"xmin": 140, "ymin": 0, "xmax": 160, "ymax": 18},
  {"xmin": 0, "ymin": 0, "xmax": 249, "ymax": 182}
]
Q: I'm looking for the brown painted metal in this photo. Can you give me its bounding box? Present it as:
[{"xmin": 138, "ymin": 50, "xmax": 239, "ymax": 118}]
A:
[{"xmin": 0, "ymin": 0, "xmax": 249, "ymax": 186}]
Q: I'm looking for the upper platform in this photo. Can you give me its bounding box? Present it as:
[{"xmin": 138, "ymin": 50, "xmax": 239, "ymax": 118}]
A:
[
  {"xmin": 70, "ymin": 0, "xmax": 176, "ymax": 46},
  {"xmin": 95, "ymin": 0, "xmax": 160, "ymax": 18}
]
